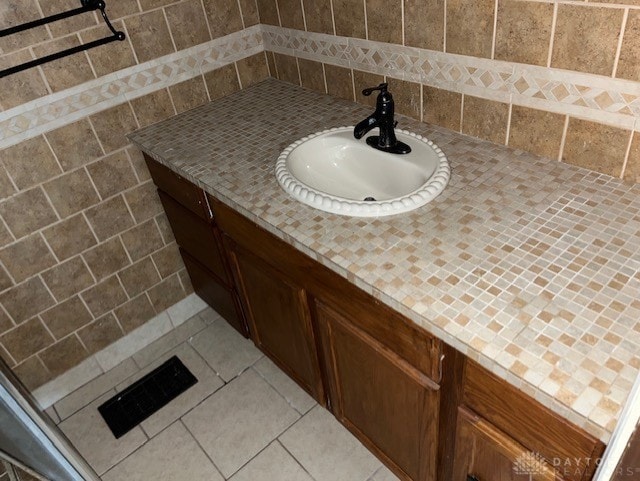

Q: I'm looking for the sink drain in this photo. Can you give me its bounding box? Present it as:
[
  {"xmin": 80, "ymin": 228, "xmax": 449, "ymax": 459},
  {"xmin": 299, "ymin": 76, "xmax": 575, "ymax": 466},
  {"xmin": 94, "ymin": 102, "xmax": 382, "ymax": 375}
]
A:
[{"xmin": 363, "ymin": 197, "xmax": 376, "ymax": 202}]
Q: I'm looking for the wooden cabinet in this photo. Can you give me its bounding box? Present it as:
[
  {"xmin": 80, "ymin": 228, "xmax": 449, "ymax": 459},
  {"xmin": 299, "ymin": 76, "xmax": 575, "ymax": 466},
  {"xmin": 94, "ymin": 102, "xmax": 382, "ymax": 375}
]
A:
[
  {"xmin": 316, "ymin": 301, "xmax": 440, "ymax": 481},
  {"xmin": 226, "ymin": 240, "xmax": 324, "ymax": 401},
  {"xmin": 453, "ymin": 407, "xmax": 560, "ymax": 481}
]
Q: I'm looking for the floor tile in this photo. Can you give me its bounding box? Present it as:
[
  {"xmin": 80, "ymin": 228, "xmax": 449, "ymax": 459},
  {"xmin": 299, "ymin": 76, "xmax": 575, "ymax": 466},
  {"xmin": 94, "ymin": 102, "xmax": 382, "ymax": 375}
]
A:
[
  {"xmin": 54, "ymin": 358, "xmax": 139, "ymax": 421},
  {"xmin": 117, "ymin": 343, "xmax": 224, "ymax": 438},
  {"xmin": 182, "ymin": 369, "xmax": 300, "ymax": 478},
  {"xmin": 197, "ymin": 306, "xmax": 222, "ymax": 325},
  {"xmin": 59, "ymin": 391, "xmax": 147, "ymax": 475},
  {"xmin": 279, "ymin": 405, "xmax": 381, "ymax": 481},
  {"xmin": 189, "ymin": 319, "xmax": 262, "ymax": 382},
  {"xmin": 368, "ymin": 465, "xmax": 402, "ymax": 481},
  {"xmin": 253, "ymin": 357, "xmax": 316, "ymax": 414},
  {"xmin": 132, "ymin": 313, "xmax": 207, "ymax": 368},
  {"xmin": 101, "ymin": 421, "xmax": 223, "ymax": 481},
  {"xmin": 44, "ymin": 406, "xmax": 60, "ymax": 425},
  {"xmin": 229, "ymin": 441, "xmax": 314, "ymax": 481}
]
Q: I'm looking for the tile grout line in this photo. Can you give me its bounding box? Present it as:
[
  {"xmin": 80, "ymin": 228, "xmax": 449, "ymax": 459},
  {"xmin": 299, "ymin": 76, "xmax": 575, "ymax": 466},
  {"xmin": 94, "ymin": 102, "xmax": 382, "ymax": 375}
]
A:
[
  {"xmin": 546, "ymin": 2, "xmax": 558, "ymax": 68},
  {"xmin": 611, "ymin": 7, "xmax": 628, "ymax": 79}
]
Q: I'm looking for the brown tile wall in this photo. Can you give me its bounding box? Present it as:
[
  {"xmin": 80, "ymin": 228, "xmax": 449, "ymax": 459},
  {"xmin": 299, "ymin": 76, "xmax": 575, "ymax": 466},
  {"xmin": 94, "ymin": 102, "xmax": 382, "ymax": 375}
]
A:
[
  {"xmin": 258, "ymin": 0, "xmax": 640, "ymax": 181},
  {"xmin": 0, "ymin": 2, "xmax": 269, "ymax": 391}
]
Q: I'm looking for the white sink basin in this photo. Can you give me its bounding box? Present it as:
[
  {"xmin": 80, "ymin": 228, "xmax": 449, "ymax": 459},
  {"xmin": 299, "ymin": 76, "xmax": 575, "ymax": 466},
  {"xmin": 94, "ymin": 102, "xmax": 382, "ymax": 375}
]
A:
[{"xmin": 275, "ymin": 127, "xmax": 450, "ymax": 217}]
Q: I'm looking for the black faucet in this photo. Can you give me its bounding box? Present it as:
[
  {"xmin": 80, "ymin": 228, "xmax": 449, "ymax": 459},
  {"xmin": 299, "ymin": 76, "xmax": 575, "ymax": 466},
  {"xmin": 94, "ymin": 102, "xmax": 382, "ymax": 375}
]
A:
[{"xmin": 353, "ymin": 83, "xmax": 411, "ymax": 154}]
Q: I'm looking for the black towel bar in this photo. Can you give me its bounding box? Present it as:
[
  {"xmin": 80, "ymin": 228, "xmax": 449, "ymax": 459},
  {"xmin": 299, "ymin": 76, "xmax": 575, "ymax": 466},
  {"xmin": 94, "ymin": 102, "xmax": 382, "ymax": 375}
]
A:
[{"xmin": 0, "ymin": 0, "xmax": 126, "ymax": 79}]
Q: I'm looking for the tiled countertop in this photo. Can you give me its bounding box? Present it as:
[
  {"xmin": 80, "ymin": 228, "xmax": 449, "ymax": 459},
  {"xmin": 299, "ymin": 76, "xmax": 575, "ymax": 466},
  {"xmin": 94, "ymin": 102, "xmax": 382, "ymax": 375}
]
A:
[{"xmin": 130, "ymin": 79, "xmax": 640, "ymax": 443}]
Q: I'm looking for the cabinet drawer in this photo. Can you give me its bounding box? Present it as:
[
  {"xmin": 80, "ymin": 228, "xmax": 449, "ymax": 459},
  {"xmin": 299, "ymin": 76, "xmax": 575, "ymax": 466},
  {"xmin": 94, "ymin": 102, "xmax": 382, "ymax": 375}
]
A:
[
  {"xmin": 145, "ymin": 155, "xmax": 210, "ymax": 220},
  {"xmin": 463, "ymin": 362, "xmax": 604, "ymax": 481},
  {"xmin": 159, "ymin": 191, "xmax": 229, "ymax": 284},
  {"xmin": 181, "ymin": 250, "xmax": 246, "ymax": 337}
]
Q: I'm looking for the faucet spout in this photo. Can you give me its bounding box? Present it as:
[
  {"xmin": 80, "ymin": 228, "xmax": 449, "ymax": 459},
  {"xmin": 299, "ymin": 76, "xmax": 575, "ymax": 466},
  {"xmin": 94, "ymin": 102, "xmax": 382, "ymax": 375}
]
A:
[{"xmin": 353, "ymin": 115, "xmax": 378, "ymax": 139}]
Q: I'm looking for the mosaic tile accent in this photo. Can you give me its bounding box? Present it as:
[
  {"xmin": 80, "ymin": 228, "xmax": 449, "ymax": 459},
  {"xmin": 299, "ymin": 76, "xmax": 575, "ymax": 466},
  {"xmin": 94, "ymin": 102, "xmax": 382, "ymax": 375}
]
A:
[
  {"xmin": 130, "ymin": 80, "xmax": 640, "ymax": 443},
  {"xmin": 262, "ymin": 26, "xmax": 640, "ymax": 130},
  {"xmin": 0, "ymin": 26, "xmax": 263, "ymax": 150}
]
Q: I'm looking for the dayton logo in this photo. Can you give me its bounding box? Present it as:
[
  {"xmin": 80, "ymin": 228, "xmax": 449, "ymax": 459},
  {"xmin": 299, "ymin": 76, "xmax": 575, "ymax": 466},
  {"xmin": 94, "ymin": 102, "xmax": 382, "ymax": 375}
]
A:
[{"xmin": 513, "ymin": 451, "xmax": 550, "ymax": 478}]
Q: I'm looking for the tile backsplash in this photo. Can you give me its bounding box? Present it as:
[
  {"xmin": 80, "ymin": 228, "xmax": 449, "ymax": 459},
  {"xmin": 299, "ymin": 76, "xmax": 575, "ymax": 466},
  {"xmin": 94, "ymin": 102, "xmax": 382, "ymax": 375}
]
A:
[{"xmin": 1, "ymin": 0, "xmax": 639, "ymax": 391}]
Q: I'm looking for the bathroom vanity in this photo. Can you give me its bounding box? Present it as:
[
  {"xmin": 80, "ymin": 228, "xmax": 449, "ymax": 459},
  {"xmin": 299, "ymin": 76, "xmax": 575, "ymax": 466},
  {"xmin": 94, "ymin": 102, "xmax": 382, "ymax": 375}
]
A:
[{"xmin": 130, "ymin": 79, "xmax": 640, "ymax": 481}]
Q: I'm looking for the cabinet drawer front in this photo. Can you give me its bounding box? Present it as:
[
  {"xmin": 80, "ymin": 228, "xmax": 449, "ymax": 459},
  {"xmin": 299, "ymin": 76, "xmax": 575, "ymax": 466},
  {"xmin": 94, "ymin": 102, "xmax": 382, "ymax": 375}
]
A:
[
  {"xmin": 453, "ymin": 407, "xmax": 559, "ymax": 481},
  {"xmin": 317, "ymin": 301, "xmax": 439, "ymax": 481},
  {"xmin": 181, "ymin": 250, "xmax": 246, "ymax": 336},
  {"xmin": 463, "ymin": 362, "xmax": 604, "ymax": 481},
  {"xmin": 159, "ymin": 191, "xmax": 229, "ymax": 284},
  {"xmin": 145, "ymin": 155, "xmax": 210, "ymax": 220}
]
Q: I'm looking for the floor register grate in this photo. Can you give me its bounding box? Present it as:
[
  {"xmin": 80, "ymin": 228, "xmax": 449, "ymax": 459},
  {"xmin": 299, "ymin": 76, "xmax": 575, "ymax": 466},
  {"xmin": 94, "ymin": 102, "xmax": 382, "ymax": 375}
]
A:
[{"xmin": 98, "ymin": 356, "xmax": 198, "ymax": 438}]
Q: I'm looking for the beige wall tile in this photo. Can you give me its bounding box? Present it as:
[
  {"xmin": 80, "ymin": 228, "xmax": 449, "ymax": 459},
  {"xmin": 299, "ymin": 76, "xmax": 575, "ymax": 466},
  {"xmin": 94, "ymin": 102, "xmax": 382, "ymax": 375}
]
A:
[
  {"xmin": 152, "ymin": 243, "xmax": 184, "ymax": 278},
  {"xmin": 83, "ymin": 237, "xmax": 131, "ymax": 281},
  {"xmin": 81, "ymin": 275, "xmax": 128, "ymax": 318},
  {"xmin": 623, "ymin": 133, "xmax": 639, "ymax": 183},
  {"xmin": 147, "ymin": 273, "xmax": 187, "ymax": 313},
  {"xmin": 124, "ymin": 181, "xmax": 164, "ymax": 223},
  {"xmin": 273, "ymin": 54, "xmax": 300, "ymax": 85},
  {"xmin": 90, "ymin": 104, "xmax": 139, "ymax": 154},
  {"xmin": 41, "ymin": 256, "xmax": 95, "ymax": 302},
  {"xmin": 0, "ymin": 234, "xmax": 56, "ymax": 284},
  {"xmin": 239, "ymin": 0, "xmax": 260, "ymax": 27},
  {"xmin": 325, "ymin": 64, "xmax": 353, "ymax": 101},
  {"xmin": 38, "ymin": 0, "xmax": 98, "ymax": 37},
  {"xmin": 40, "ymin": 296, "xmax": 94, "ymax": 340},
  {"xmin": 0, "ymin": 277, "xmax": 55, "ymax": 323},
  {"xmin": 266, "ymin": 51, "xmax": 277, "ymax": 77},
  {"xmin": 120, "ymin": 219, "xmax": 165, "ymax": 261},
  {"xmin": 13, "ymin": 356, "xmax": 51, "ymax": 391},
  {"xmin": 0, "ymin": 317, "xmax": 54, "ymax": 363},
  {"xmin": 202, "ymin": 0, "xmax": 245, "ymax": 38},
  {"xmin": 114, "ymin": 294, "xmax": 157, "ymax": 332},
  {"xmin": 130, "ymin": 89, "xmax": 176, "ymax": 128},
  {"xmin": 43, "ymin": 214, "xmax": 97, "ymax": 261},
  {"xmin": 204, "ymin": 64, "xmax": 241, "ymax": 100},
  {"xmin": 80, "ymin": 21, "xmax": 137, "ymax": 78},
  {"xmin": 386, "ymin": 78, "xmax": 421, "ymax": 120},
  {"xmin": 84, "ymin": 196, "xmax": 135, "ymax": 241},
  {"xmin": 169, "ymin": 76, "xmax": 210, "ymax": 114},
  {"xmin": 0, "ymin": 136, "xmax": 61, "ymax": 191},
  {"xmin": 446, "ymin": 0, "xmax": 495, "ymax": 58},
  {"xmin": 366, "ymin": 0, "xmax": 402, "ymax": 44},
  {"xmin": 0, "ymin": 309, "xmax": 14, "ymax": 335},
  {"xmin": 508, "ymin": 105, "xmax": 564, "ymax": 160},
  {"xmin": 119, "ymin": 257, "xmax": 162, "ymax": 298},
  {"xmin": 78, "ymin": 313, "xmax": 124, "ymax": 355},
  {"xmin": 166, "ymin": 0, "xmax": 211, "ymax": 50},
  {"xmin": 86, "ymin": 151, "xmax": 137, "ymax": 199},
  {"xmin": 0, "ymin": 265, "xmax": 12, "ymax": 292},
  {"xmin": 278, "ymin": 0, "xmax": 305, "ymax": 30},
  {"xmin": 0, "ymin": 166, "xmax": 17, "ymax": 201},
  {"xmin": 178, "ymin": 268, "xmax": 194, "ymax": 294},
  {"xmin": 139, "ymin": 0, "xmax": 174, "ymax": 9},
  {"xmin": 127, "ymin": 148, "xmax": 152, "ymax": 183},
  {"xmin": 125, "ymin": 9, "xmax": 175, "ymax": 64},
  {"xmin": 155, "ymin": 214, "xmax": 175, "ymax": 244},
  {"xmin": 236, "ymin": 53, "xmax": 270, "ymax": 89},
  {"xmin": 104, "ymin": 0, "xmax": 140, "ymax": 20},
  {"xmin": 302, "ymin": 0, "xmax": 334, "ymax": 34},
  {"xmin": 562, "ymin": 118, "xmax": 630, "ymax": 177},
  {"xmin": 0, "ymin": 0, "xmax": 50, "ymax": 53},
  {"xmin": 404, "ymin": 0, "xmax": 444, "ymax": 51},
  {"xmin": 495, "ymin": 0, "xmax": 553, "ymax": 67},
  {"xmin": 462, "ymin": 95, "xmax": 509, "ymax": 145},
  {"xmin": 33, "ymin": 36, "xmax": 96, "ymax": 93},
  {"xmin": 298, "ymin": 59, "xmax": 326, "ymax": 93},
  {"xmin": 45, "ymin": 120, "xmax": 104, "ymax": 171},
  {"xmin": 0, "ymin": 187, "xmax": 58, "ymax": 239},
  {"xmin": 43, "ymin": 169, "xmax": 100, "ymax": 218},
  {"xmin": 39, "ymin": 334, "xmax": 90, "ymax": 377},
  {"xmin": 423, "ymin": 85, "xmax": 462, "ymax": 132},
  {"xmin": 353, "ymin": 70, "xmax": 384, "ymax": 108},
  {"xmin": 616, "ymin": 10, "xmax": 640, "ymax": 82},
  {"xmin": 333, "ymin": 0, "xmax": 366, "ymax": 38},
  {"xmin": 0, "ymin": 50, "xmax": 49, "ymax": 109},
  {"xmin": 255, "ymin": 0, "xmax": 280, "ymax": 25},
  {"xmin": 551, "ymin": 4, "xmax": 623, "ymax": 76}
]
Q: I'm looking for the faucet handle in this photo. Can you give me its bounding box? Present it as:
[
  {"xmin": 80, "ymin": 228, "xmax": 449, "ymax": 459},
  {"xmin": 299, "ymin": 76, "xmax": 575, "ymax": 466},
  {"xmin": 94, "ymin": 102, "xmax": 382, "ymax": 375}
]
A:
[{"xmin": 361, "ymin": 83, "xmax": 388, "ymax": 96}]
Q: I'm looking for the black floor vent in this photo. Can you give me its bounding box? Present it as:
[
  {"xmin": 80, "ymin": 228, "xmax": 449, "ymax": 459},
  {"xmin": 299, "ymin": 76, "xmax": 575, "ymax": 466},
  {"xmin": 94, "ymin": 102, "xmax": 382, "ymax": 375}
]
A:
[{"xmin": 98, "ymin": 356, "xmax": 197, "ymax": 439}]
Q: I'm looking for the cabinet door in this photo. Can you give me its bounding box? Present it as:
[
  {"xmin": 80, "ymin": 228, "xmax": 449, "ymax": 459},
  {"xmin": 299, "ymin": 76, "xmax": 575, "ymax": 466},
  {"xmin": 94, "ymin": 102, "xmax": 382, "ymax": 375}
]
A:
[
  {"xmin": 228, "ymin": 242, "xmax": 324, "ymax": 402},
  {"xmin": 315, "ymin": 301, "xmax": 440, "ymax": 481},
  {"xmin": 453, "ymin": 407, "xmax": 562, "ymax": 481}
]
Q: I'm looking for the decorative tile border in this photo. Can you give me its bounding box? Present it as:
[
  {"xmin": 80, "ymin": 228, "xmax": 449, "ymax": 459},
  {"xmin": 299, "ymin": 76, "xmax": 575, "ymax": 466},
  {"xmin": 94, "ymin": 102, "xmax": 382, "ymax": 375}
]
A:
[
  {"xmin": 262, "ymin": 26, "xmax": 640, "ymax": 131},
  {"xmin": 0, "ymin": 25, "xmax": 263, "ymax": 150}
]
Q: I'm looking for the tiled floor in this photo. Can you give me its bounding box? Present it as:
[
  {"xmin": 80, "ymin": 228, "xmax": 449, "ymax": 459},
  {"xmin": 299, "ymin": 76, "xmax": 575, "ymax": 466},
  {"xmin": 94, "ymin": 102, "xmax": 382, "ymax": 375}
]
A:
[{"xmin": 49, "ymin": 307, "xmax": 400, "ymax": 481}]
